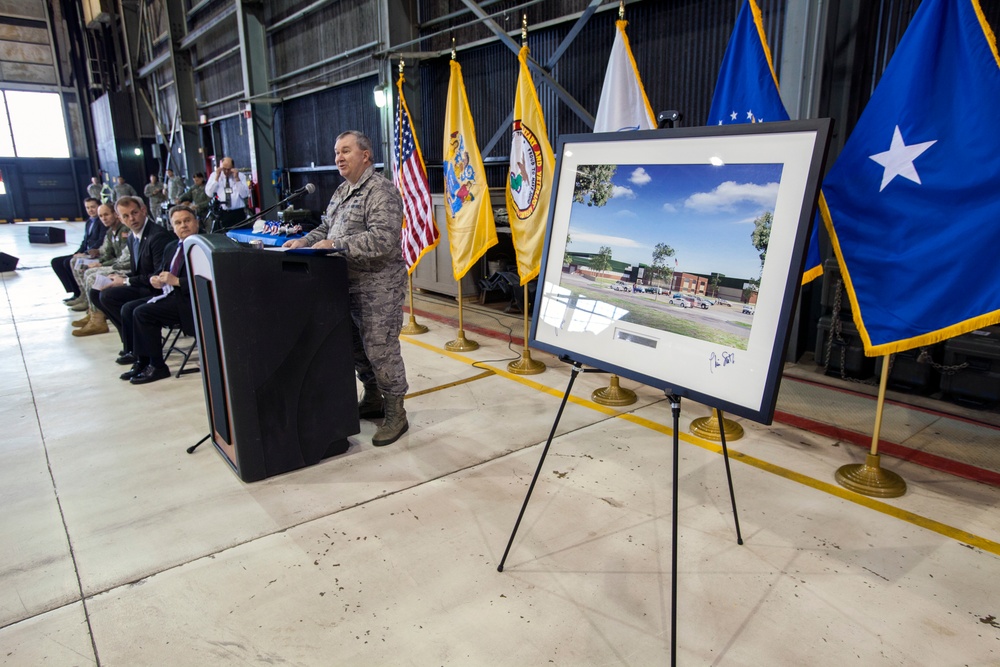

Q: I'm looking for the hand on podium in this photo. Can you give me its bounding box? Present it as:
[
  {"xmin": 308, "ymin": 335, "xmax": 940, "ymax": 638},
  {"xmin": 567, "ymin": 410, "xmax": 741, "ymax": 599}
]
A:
[{"xmin": 283, "ymin": 238, "xmax": 309, "ymax": 249}]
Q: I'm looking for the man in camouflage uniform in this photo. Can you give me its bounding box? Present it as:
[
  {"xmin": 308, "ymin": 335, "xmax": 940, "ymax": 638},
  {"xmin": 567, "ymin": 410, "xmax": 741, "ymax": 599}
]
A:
[
  {"xmin": 284, "ymin": 130, "xmax": 409, "ymax": 447},
  {"xmin": 165, "ymin": 169, "xmax": 186, "ymax": 202},
  {"xmin": 87, "ymin": 176, "xmax": 103, "ymax": 200},
  {"xmin": 71, "ymin": 203, "xmax": 132, "ymax": 336},
  {"xmin": 144, "ymin": 174, "xmax": 168, "ymax": 224},
  {"xmin": 113, "ymin": 176, "xmax": 138, "ymax": 202}
]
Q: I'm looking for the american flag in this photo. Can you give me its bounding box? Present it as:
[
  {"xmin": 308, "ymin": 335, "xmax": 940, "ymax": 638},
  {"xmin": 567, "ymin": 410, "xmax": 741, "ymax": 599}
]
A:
[{"xmin": 394, "ymin": 77, "xmax": 438, "ymax": 272}]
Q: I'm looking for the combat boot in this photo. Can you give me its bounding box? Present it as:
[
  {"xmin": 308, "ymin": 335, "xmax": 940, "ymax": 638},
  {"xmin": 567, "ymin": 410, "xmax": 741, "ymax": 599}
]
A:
[
  {"xmin": 372, "ymin": 394, "xmax": 408, "ymax": 447},
  {"xmin": 65, "ymin": 294, "xmax": 86, "ymax": 308},
  {"xmin": 358, "ymin": 381, "xmax": 384, "ymax": 419},
  {"xmin": 73, "ymin": 310, "xmax": 108, "ymax": 336},
  {"xmin": 71, "ymin": 311, "xmax": 92, "ymax": 327}
]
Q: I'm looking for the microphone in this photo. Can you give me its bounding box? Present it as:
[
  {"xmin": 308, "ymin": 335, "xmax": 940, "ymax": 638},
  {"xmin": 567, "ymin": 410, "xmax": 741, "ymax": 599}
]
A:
[{"xmin": 290, "ymin": 183, "xmax": 316, "ymax": 198}]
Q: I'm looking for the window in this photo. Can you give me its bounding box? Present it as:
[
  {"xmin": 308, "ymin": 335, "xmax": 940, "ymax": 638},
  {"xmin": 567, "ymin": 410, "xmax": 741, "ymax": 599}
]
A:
[{"xmin": 0, "ymin": 90, "xmax": 71, "ymax": 158}]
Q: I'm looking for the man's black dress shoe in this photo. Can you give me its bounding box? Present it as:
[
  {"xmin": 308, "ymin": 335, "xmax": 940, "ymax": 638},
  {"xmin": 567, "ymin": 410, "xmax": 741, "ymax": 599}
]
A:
[
  {"xmin": 116, "ymin": 352, "xmax": 137, "ymax": 366},
  {"xmin": 120, "ymin": 362, "xmax": 144, "ymax": 380},
  {"xmin": 130, "ymin": 365, "xmax": 171, "ymax": 385}
]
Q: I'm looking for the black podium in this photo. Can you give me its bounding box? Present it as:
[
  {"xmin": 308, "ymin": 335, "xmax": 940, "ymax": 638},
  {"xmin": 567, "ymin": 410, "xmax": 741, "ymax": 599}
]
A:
[{"xmin": 185, "ymin": 234, "xmax": 359, "ymax": 482}]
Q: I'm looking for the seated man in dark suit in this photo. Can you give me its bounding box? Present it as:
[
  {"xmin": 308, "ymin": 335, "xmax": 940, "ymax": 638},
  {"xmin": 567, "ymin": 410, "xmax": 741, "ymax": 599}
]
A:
[
  {"xmin": 118, "ymin": 204, "xmax": 199, "ymax": 384},
  {"xmin": 95, "ymin": 196, "xmax": 171, "ymax": 363},
  {"xmin": 53, "ymin": 197, "xmax": 105, "ymax": 304}
]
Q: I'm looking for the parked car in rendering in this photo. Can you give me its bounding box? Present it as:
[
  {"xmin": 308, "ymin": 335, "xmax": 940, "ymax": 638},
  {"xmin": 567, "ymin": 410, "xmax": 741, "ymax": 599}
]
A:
[
  {"xmin": 611, "ymin": 280, "xmax": 630, "ymax": 291},
  {"xmin": 670, "ymin": 295, "xmax": 696, "ymax": 308},
  {"xmin": 742, "ymin": 304, "xmax": 755, "ymax": 314},
  {"xmin": 693, "ymin": 297, "xmax": 711, "ymax": 309}
]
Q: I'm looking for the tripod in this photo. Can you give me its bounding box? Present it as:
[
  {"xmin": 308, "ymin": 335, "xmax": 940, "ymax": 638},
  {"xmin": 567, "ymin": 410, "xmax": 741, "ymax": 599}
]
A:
[{"xmin": 497, "ymin": 358, "xmax": 743, "ymax": 667}]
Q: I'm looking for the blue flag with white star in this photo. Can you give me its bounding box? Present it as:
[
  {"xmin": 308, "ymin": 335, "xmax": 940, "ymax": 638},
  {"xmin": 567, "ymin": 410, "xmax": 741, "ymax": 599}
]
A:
[
  {"xmin": 707, "ymin": 0, "xmax": 824, "ymax": 285},
  {"xmin": 821, "ymin": 0, "xmax": 1000, "ymax": 355}
]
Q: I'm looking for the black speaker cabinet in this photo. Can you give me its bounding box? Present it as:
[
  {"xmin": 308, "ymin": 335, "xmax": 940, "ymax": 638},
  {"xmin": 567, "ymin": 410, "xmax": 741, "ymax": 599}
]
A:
[
  {"xmin": 185, "ymin": 234, "xmax": 360, "ymax": 482},
  {"xmin": 28, "ymin": 226, "xmax": 66, "ymax": 244},
  {"xmin": 0, "ymin": 252, "xmax": 17, "ymax": 272}
]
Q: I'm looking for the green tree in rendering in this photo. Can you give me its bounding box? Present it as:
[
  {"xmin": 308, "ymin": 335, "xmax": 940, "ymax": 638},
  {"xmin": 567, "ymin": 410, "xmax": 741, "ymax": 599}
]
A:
[
  {"xmin": 592, "ymin": 245, "xmax": 613, "ymax": 277},
  {"xmin": 650, "ymin": 243, "xmax": 676, "ymax": 292},
  {"xmin": 573, "ymin": 164, "xmax": 618, "ymax": 207},
  {"xmin": 751, "ymin": 210, "xmax": 773, "ymax": 268}
]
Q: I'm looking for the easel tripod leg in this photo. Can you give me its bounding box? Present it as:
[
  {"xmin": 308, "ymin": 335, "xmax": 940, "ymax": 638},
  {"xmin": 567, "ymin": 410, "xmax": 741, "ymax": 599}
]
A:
[
  {"xmin": 497, "ymin": 363, "xmax": 582, "ymax": 572},
  {"xmin": 716, "ymin": 410, "xmax": 743, "ymax": 545},
  {"xmin": 669, "ymin": 394, "xmax": 681, "ymax": 667}
]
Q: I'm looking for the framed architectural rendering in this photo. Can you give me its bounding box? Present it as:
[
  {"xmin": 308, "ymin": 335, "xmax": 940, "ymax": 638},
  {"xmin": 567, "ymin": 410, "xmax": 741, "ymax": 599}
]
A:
[{"xmin": 530, "ymin": 120, "xmax": 832, "ymax": 423}]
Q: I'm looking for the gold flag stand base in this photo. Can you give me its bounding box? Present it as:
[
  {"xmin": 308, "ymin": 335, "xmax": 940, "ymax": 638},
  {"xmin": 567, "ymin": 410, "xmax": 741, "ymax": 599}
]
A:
[
  {"xmin": 834, "ymin": 356, "xmax": 906, "ymax": 498},
  {"xmin": 445, "ymin": 331, "xmax": 479, "ymax": 352},
  {"xmin": 690, "ymin": 409, "xmax": 744, "ymax": 441},
  {"xmin": 835, "ymin": 453, "xmax": 907, "ymax": 498},
  {"xmin": 400, "ymin": 314, "xmax": 428, "ymax": 335},
  {"xmin": 445, "ymin": 281, "xmax": 478, "ymax": 351},
  {"xmin": 592, "ymin": 375, "xmax": 637, "ymax": 406},
  {"xmin": 508, "ymin": 349, "xmax": 545, "ymax": 375},
  {"xmin": 401, "ymin": 275, "xmax": 428, "ymax": 335},
  {"xmin": 507, "ymin": 285, "xmax": 544, "ymax": 375}
]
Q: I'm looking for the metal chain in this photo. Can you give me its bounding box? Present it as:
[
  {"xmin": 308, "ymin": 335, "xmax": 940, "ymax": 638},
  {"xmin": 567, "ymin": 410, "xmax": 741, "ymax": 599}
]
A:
[
  {"xmin": 823, "ymin": 277, "xmax": 967, "ymax": 380},
  {"xmin": 823, "ymin": 279, "xmax": 882, "ymax": 385}
]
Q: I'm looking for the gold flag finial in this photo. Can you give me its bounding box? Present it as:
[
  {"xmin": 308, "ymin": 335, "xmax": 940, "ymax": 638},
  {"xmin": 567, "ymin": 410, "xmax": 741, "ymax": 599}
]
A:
[
  {"xmin": 451, "ymin": 38, "xmax": 456, "ymax": 60},
  {"xmin": 619, "ymin": 0, "xmax": 624, "ymax": 20}
]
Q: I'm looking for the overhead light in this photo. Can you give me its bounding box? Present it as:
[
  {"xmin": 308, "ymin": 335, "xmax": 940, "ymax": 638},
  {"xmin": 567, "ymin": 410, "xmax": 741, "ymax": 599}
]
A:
[
  {"xmin": 134, "ymin": 147, "xmax": 142, "ymax": 156},
  {"xmin": 709, "ymin": 156, "xmax": 724, "ymax": 166},
  {"xmin": 373, "ymin": 84, "xmax": 389, "ymax": 108}
]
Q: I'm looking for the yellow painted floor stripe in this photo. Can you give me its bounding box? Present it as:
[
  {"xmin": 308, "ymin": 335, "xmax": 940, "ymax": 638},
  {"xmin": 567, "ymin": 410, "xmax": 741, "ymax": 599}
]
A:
[{"xmin": 401, "ymin": 334, "xmax": 1000, "ymax": 557}]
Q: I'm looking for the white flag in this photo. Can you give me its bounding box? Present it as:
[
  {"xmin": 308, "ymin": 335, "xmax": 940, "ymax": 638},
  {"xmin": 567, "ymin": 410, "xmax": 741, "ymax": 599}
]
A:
[{"xmin": 594, "ymin": 20, "xmax": 656, "ymax": 132}]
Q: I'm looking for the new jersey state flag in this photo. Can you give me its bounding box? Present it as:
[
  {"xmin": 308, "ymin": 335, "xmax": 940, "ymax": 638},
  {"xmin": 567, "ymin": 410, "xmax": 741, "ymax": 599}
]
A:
[
  {"xmin": 594, "ymin": 20, "xmax": 655, "ymax": 132},
  {"xmin": 821, "ymin": 0, "xmax": 1000, "ymax": 355},
  {"xmin": 443, "ymin": 59, "xmax": 497, "ymax": 280},
  {"xmin": 707, "ymin": 0, "xmax": 824, "ymax": 285},
  {"xmin": 506, "ymin": 45, "xmax": 554, "ymax": 285}
]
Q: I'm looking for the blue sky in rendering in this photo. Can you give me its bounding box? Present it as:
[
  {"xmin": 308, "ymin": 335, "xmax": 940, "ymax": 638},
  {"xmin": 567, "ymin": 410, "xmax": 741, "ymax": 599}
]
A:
[{"xmin": 567, "ymin": 162, "xmax": 784, "ymax": 281}]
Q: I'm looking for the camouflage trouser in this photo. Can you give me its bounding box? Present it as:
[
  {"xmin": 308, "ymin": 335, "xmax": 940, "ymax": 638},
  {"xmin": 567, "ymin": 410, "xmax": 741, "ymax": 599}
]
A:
[
  {"xmin": 72, "ymin": 258, "xmax": 101, "ymax": 293},
  {"xmin": 350, "ymin": 276, "xmax": 408, "ymax": 397},
  {"xmin": 82, "ymin": 266, "xmax": 120, "ymax": 309}
]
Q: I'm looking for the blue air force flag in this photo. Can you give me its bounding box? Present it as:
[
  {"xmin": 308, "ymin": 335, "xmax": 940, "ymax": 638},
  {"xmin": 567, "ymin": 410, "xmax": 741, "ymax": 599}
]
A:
[
  {"xmin": 707, "ymin": 0, "xmax": 824, "ymax": 285},
  {"xmin": 821, "ymin": 0, "xmax": 1000, "ymax": 355},
  {"xmin": 707, "ymin": 0, "xmax": 788, "ymax": 128}
]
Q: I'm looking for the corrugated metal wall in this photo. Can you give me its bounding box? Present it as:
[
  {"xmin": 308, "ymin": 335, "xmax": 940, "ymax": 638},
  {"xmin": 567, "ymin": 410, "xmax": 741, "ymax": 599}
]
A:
[{"xmin": 413, "ymin": 0, "xmax": 786, "ymax": 192}]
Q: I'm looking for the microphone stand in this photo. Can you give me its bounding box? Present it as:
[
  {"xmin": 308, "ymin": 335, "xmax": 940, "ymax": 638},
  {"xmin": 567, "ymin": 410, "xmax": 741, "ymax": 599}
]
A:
[{"xmin": 211, "ymin": 187, "xmax": 313, "ymax": 235}]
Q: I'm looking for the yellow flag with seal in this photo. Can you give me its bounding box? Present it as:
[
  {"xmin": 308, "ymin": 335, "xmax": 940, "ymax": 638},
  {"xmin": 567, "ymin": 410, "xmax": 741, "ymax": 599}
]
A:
[
  {"xmin": 506, "ymin": 45, "xmax": 555, "ymax": 286},
  {"xmin": 443, "ymin": 59, "xmax": 497, "ymax": 281}
]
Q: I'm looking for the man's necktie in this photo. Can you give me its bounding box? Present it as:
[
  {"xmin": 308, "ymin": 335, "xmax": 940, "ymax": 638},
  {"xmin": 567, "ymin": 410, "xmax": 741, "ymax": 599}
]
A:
[
  {"xmin": 224, "ymin": 176, "xmax": 232, "ymax": 209},
  {"xmin": 168, "ymin": 241, "xmax": 184, "ymax": 276}
]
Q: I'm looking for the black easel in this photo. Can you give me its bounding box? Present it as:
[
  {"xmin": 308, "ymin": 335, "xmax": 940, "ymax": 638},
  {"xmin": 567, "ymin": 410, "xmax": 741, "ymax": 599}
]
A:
[{"xmin": 497, "ymin": 357, "xmax": 743, "ymax": 667}]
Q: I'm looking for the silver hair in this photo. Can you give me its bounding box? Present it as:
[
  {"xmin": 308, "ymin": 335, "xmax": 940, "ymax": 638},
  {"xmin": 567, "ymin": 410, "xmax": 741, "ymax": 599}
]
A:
[{"xmin": 336, "ymin": 130, "xmax": 373, "ymax": 159}]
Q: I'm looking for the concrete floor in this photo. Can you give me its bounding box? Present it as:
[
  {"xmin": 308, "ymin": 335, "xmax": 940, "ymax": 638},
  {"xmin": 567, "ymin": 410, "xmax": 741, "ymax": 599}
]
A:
[{"xmin": 1, "ymin": 221, "xmax": 999, "ymax": 666}]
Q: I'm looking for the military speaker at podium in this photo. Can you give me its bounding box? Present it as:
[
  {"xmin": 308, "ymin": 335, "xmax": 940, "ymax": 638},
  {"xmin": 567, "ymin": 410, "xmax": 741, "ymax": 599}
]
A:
[{"xmin": 284, "ymin": 130, "xmax": 409, "ymax": 447}]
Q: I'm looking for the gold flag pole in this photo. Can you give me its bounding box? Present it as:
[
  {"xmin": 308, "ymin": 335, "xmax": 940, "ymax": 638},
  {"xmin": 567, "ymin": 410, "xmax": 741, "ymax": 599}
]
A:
[
  {"xmin": 690, "ymin": 407, "xmax": 744, "ymax": 441},
  {"xmin": 445, "ymin": 279, "xmax": 479, "ymax": 351},
  {"xmin": 400, "ymin": 273, "xmax": 428, "ymax": 335},
  {"xmin": 508, "ymin": 283, "xmax": 545, "ymax": 374},
  {"xmin": 835, "ymin": 354, "xmax": 907, "ymax": 497}
]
